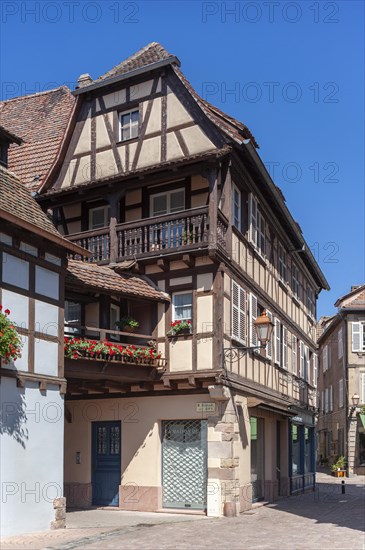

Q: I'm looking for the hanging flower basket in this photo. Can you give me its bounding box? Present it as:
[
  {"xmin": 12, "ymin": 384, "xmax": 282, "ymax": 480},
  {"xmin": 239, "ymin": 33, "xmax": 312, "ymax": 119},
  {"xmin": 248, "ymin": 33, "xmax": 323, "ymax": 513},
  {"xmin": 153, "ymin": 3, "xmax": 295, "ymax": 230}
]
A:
[
  {"xmin": 64, "ymin": 337, "xmax": 162, "ymax": 365},
  {"xmin": 0, "ymin": 306, "xmax": 22, "ymax": 363},
  {"xmin": 167, "ymin": 320, "xmax": 192, "ymax": 337}
]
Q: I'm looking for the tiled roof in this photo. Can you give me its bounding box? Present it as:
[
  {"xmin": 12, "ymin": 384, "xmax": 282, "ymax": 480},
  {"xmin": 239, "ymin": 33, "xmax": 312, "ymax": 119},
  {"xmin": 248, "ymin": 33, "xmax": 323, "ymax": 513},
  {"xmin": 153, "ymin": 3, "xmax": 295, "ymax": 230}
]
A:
[
  {"xmin": 67, "ymin": 259, "xmax": 169, "ymax": 302},
  {"xmin": 0, "ymin": 87, "xmax": 76, "ymax": 190},
  {"xmin": 0, "ymin": 164, "xmax": 62, "ymax": 238},
  {"xmin": 172, "ymin": 66, "xmax": 258, "ymax": 148},
  {"xmin": 96, "ymin": 42, "xmax": 177, "ymax": 82},
  {"xmin": 335, "ymin": 284, "xmax": 365, "ymax": 309}
]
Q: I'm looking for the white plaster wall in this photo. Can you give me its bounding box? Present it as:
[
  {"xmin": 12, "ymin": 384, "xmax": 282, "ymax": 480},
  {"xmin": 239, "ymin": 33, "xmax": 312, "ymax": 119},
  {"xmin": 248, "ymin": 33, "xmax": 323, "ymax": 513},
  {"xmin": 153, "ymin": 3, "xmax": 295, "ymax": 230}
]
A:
[
  {"xmin": 1, "ymin": 290, "xmax": 29, "ymax": 330},
  {"xmin": 35, "ymin": 267, "xmax": 59, "ymax": 300},
  {"xmin": 0, "ymin": 378, "xmax": 64, "ymax": 537},
  {"xmin": 34, "ymin": 340, "xmax": 58, "ymax": 377},
  {"xmin": 35, "ymin": 300, "xmax": 59, "ymax": 337},
  {"xmin": 2, "ymin": 254, "xmax": 29, "ymax": 290}
]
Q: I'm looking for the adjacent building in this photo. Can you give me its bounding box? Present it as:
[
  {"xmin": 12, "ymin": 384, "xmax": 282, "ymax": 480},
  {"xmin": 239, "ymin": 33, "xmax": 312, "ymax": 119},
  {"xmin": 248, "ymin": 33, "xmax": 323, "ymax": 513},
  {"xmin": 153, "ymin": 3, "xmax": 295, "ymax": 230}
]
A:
[
  {"xmin": 317, "ymin": 285, "xmax": 365, "ymax": 475},
  {"xmin": 1, "ymin": 42, "xmax": 329, "ymax": 517}
]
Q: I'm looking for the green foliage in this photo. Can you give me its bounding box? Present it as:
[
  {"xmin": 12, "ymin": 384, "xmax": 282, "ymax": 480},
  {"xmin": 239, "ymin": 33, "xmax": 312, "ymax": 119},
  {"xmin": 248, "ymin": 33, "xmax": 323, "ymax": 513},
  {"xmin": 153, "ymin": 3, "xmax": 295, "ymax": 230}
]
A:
[
  {"xmin": 0, "ymin": 306, "xmax": 22, "ymax": 362},
  {"xmin": 331, "ymin": 455, "xmax": 346, "ymax": 471},
  {"xmin": 115, "ymin": 317, "xmax": 140, "ymax": 329}
]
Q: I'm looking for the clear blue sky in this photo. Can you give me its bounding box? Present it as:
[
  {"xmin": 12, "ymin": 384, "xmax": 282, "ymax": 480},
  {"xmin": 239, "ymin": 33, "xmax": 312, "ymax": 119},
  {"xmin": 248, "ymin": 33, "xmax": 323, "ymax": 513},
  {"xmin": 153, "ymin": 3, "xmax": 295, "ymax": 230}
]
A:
[{"xmin": 1, "ymin": 1, "xmax": 364, "ymax": 317}]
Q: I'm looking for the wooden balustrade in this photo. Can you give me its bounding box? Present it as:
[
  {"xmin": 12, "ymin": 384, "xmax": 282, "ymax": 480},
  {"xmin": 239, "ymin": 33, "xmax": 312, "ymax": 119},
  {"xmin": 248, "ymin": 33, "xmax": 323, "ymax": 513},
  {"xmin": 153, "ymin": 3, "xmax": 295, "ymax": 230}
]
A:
[{"xmin": 67, "ymin": 207, "xmax": 227, "ymax": 263}]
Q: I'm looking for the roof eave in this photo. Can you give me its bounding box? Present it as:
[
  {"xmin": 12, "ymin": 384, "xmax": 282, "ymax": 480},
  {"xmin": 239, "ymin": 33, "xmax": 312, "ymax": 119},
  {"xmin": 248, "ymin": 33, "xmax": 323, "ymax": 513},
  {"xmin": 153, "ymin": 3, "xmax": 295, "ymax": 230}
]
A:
[
  {"xmin": 0, "ymin": 208, "xmax": 90, "ymax": 257},
  {"xmin": 72, "ymin": 57, "xmax": 181, "ymax": 96},
  {"xmin": 240, "ymin": 140, "xmax": 330, "ymax": 291}
]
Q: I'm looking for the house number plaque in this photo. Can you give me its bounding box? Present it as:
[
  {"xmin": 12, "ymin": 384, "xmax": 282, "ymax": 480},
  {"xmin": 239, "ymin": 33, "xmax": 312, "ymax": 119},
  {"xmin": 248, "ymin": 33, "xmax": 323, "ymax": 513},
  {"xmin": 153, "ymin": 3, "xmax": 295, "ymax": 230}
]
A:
[{"xmin": 196, "ymin": 402, "xmax": 216, "ymax": 413}]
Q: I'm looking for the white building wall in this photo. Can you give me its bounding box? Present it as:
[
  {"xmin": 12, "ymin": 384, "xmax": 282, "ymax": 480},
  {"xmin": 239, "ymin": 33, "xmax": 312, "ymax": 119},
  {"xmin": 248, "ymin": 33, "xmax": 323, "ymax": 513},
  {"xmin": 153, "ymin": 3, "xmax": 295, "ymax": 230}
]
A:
[{"xmin": 0, "ymin": 378, "xmax": 64, "ymax": 537}]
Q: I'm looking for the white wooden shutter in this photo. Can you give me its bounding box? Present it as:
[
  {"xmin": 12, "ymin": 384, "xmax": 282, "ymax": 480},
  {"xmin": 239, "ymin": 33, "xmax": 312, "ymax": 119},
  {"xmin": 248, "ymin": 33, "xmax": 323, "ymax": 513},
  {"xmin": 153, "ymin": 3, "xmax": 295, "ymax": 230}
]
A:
[
  {"xmin": 299, "ymin": 341, "xmax": 304, "ymax": 378},
  {"xmin": 313, "ymin": 353, "xmax": 318, "ymax": 387},
  {"xmin": 304, "ymin": 345, "xmax": 310, "ymax": 382},
  {"xmin": 339, "ymin": 378, "xmax": 343, "ymax": 408},
  {"xmin": 352, "ymin": 322, "xmax": 361, "ymax": 351},
  {"xmin": 361, "ymin": 373, "xmax": 365, "ymax": 404},
  {"xmin": 231, "ymin": 281, "xmax": 246, "ymax": 344},
  {"xmin": 325, "ymin": 388, "xmax": 329, "ymax": 413},
  {"xmin": 292, "ymin": 336, "xmax": 297, "ymax": 374},
  {"xmin": 248, "ymin": 193, "xmax": 258, "ymax": 247},
  {"xmin": 323, "ymin": 345, "xmax": 328, "ymax": 372},
  {"xmin": 249, "ymin": 293, "xmax": 258, "ymax": 347},
  {"xmin": 338, "ymin": 328, "xmax": 343, "ymax": 358},
  {"xmin": 283, "ymin": 326, "xmax": 288, "ymax": 369},
  {"xmin": 232, "ymin": 281, "xmax": 240, "ymax": 342},
  {"xmin": 239, "ymin": 286, "xmax": 247, "ymax": 344},
  {"xmin": 329, "ymin": 385, "xmax": 333, "ymax": 411},
  {"xmin": 274, "ymin": 318, "xmax": 281, "ymax": 365},
  {"xmin": 266, "ymin": 310, "xmax": 272, "ymax": 359}
]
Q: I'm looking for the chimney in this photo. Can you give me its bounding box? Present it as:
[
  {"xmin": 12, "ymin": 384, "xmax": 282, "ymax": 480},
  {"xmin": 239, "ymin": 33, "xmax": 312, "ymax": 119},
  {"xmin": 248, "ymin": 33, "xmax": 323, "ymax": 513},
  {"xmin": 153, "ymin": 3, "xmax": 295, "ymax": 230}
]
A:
[
  {"xmin": 77, "ymin": 74, "xmax": 93, "ymax": 88},
  {"xmin": 351, "ymin": 285, "xmax": 361, "ymax": 292}
]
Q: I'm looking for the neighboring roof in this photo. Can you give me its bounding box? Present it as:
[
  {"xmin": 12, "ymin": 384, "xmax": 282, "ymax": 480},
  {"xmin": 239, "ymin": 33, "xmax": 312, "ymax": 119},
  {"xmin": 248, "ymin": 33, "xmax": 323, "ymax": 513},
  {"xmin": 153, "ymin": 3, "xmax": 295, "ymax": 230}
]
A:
[
  {"xmin": 66, "ymin": 259, "xmax": 169, "ymax": 302},
  {"xmin": 335, "ymin": 284, "xmax": 365, "ymax": 309},
  {"xmin": 0, "ymin": 87, "xmax": 76, "ymax": 190},
  {"xmin": 0, "ymin": 164, "xmax": 86, "ymax": 255},
  {"xmin": 96, "ymin": 42, "xmax": 179, "ymax": 82}
]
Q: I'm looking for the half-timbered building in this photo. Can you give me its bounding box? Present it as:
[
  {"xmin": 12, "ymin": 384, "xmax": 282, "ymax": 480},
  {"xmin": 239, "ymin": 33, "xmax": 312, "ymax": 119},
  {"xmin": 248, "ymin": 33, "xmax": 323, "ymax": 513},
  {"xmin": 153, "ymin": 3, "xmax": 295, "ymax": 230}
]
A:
[{"xmin": 1, "ymin": 43, "xmax": 329, "ymax": 516}]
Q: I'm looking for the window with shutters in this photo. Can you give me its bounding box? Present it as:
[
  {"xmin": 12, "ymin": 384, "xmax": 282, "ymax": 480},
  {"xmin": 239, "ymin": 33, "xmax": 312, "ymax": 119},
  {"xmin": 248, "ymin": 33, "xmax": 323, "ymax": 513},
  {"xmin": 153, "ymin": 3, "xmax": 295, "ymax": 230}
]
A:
[
  {"xmin": 304, "ymin": 345, "xmax": 310, "ymax": 382},
  {"xmin": 323, "ymin": 345, "xmax": 328, "ymax": 372},
  {"xmin": 292, "ymin": 335, "xmax": 297, "ymax": 374},
  {"xmin": 249, "ymin": 293, "xmax": 258, "ymax": 347},
  {"xmin": 292, "ymin": 263, "xmax": 300, "ymax": 299},
  {"xmin": 232, "ymin": 184, "xmax": 242, "ymax": 231},
  {"xmin": 338, "ymin": 327, "xmax": 343, "ymax": 358},
  {"xmin": 266, "ymin": 310, "xmax": 273, "ymax": 360},
  {"xmin": 248, "ymin": 194, "xmax": 265, "ymax": 256},
  {"xmin": 339, "ymin": 378, "xmax": 344, "ymax": 408},
  {"xmin": 361, "ymin": 373, "xmax": 365, "ymax": 405},
  {"xmin": 313, "ymin": 353, "xmax": 318, "ymax": 387},
  {"xmin": 329, "ymin": 385, "xmax": 333, "ymax": 411},
  {"xmin": 324, "ymin": 388, "xmax": 329, "ymax": 413},
  {"xmin": 352, "ymin": 322, "xmax": 365, "ymax": 352},
  {"xmin": 299, "ymin": 341, "xmax": 305, "ymax": 378},
  {"xmin": 274, "ymin": 318, "xmax": 288, "ymax": 369},
  {"xmin": 306, "ymin": 285, "xmax": 315, "ymax": 317},
  {"xmin": 278, "ymin": 243, "xmax": 287, "ymax": 282},
  {"xmin": 231, "ymin": 281, "xmax": 246, "ymax": 344}
]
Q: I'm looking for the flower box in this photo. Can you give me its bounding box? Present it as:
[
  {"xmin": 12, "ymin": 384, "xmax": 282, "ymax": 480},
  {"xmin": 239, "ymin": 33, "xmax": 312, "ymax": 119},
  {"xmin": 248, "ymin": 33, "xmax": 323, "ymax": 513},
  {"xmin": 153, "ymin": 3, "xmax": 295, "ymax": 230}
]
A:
[{"xmin": 331, "ymin": 470, "xmax": 346, "ymax": 477}]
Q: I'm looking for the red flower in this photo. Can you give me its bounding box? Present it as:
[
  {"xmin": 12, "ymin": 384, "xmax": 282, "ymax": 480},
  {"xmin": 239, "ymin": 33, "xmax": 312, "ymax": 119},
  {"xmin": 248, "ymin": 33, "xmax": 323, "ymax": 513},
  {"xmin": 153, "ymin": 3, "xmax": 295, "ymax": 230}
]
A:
[{"xmin": 4, "ymin": 309, "xmax": 10, "ymax": 315}]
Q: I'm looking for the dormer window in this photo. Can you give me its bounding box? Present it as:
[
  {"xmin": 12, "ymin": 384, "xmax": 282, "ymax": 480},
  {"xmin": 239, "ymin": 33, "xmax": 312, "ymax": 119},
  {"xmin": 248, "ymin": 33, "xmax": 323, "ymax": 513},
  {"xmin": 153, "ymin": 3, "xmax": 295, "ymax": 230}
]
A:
[{"xmin": 119, "ymin": 109, "xmax": 139, "ymax": 141}]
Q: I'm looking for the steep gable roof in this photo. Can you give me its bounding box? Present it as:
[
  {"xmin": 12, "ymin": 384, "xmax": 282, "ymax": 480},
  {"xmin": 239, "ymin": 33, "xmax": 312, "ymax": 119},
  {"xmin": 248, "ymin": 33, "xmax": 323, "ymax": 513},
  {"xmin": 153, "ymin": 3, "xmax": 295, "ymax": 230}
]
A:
[
  {"xmin": 0, "ymin": 87, "xmax": 76, "ymax": 190},
  {"xmin": 96, "ymin": 42, "xmax": 179, "ymax": 82}
]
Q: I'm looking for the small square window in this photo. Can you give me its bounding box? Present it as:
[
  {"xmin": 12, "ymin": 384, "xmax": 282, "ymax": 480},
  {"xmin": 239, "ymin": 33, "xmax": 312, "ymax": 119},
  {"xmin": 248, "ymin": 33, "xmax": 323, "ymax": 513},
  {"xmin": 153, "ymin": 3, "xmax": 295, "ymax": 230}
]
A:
[
  {"xmin": 172, "ymin": 292, "xmax": 192, "ymax": 322},
  {"xmin": 120, "ymin": 109, "xmax": 139, "ymax": 142}
]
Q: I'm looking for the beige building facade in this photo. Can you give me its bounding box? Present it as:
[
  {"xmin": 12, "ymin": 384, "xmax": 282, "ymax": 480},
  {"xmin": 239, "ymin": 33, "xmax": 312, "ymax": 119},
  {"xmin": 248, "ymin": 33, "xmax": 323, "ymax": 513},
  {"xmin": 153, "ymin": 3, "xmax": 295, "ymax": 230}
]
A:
[
  {"xmin": 317, "ymin": 285, "xmax": 365, "ymax": 475},
  {"xmin": 1, "ymin": 43, "xmax": 329, "ymax": 516}
]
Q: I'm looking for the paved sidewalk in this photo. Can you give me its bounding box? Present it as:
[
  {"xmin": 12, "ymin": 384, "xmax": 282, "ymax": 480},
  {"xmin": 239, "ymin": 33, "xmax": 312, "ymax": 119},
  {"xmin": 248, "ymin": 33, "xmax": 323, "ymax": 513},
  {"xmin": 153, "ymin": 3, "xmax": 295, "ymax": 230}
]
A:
[{"xmin": 1, "ymin": 473, "xmax": 364, "ymax": 549}]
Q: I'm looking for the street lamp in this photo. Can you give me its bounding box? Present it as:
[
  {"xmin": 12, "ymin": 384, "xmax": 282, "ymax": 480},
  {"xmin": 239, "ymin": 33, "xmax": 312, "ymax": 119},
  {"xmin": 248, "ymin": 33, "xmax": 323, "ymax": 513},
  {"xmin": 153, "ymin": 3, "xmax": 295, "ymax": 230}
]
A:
[
  {"xmin": 223, "ymin": 310, "xmax": 274, "ymax": 363},
  {"xmin": 352, "ymin": 394, "xmax": 360, "ymax": 407}
]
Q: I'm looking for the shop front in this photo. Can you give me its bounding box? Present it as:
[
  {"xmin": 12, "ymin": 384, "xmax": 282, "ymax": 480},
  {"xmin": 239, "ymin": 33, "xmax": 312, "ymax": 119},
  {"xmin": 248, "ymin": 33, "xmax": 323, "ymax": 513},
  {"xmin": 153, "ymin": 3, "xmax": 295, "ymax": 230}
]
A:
[{"xmin": 289, "ymin": 413, "xmax": 316, "ymax": 494}]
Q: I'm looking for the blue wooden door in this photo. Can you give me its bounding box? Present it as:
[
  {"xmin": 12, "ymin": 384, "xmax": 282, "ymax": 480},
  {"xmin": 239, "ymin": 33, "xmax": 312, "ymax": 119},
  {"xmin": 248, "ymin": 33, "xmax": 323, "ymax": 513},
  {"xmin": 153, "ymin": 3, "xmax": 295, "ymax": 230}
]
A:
[{"xmin": 92, "ymin": 421, "xmax": 121, "ymax": 506}]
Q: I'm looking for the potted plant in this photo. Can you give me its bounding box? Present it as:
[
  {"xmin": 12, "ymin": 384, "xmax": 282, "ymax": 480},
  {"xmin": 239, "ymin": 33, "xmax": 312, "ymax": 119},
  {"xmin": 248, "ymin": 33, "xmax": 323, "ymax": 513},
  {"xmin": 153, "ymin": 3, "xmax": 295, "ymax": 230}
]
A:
[
  {"xmin": 0, "ymin": 306, "xmax": 22, "ymax": 363},
  {"xmin": 331, "ymin": 455, "xmax": 346, "ymax": 477},
  {"xmin": 167, "ymin": 319, "xmax": 192, "ymax": 337},
  {"xmin": 115, "ymin": 317, "xmax": 139, "ymax": 333},
  {"xmin": 359, "ymin": 404, "xmax": 365, "ymax": 427}
]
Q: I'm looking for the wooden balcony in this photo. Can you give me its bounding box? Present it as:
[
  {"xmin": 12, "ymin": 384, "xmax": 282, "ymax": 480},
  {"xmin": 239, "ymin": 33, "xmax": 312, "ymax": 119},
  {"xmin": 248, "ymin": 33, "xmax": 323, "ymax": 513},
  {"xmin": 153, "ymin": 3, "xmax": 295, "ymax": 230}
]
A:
[
  {"xmin": 67, "ymin": 207, "xmax": 228, "ymax": 264},
  {"xmin": 64, "ymin": 326, "xmax": 166, "ymax": 397}
]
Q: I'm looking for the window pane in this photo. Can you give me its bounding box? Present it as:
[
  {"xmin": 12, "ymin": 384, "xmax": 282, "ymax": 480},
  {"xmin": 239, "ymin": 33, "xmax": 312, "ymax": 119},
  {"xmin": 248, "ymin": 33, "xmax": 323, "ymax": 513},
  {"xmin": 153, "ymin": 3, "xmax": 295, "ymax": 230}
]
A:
[
  {"xmin": 173, "ymin": 293, "xmax": 192, "ymax": 320},
  {"xmin": 121, "ymin": 126, "xmax": 130, "ymax": 141},
  {"xmin": 121, "ymin": 113, "xmax": 130, "ymax": 127},
  {"xmin": 131, "ymin": 110, "xmax": 139, "ymax": 123},
  {"xmin": 152, "ymin": 194, "xmax": 167, "ymax": 216},
  {"xmin": 130, "ymin": 124, "xmax": 138, "ymax": 139},
  {"xmin": 170, "ymin": 190, "xmax": 185, "ymax": 213}
]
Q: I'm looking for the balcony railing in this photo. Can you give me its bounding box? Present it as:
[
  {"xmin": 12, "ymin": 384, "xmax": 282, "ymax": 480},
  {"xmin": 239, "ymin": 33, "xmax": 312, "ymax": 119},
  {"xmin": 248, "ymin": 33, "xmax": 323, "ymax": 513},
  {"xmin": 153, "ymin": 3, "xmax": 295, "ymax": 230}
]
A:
[
  {"xmin": 67, "ymin": 207, "xmax": 228, "ymax": 264},
  {"xmin": 64, "ymin": 325, "xmax": 166, "ymax": 368}
]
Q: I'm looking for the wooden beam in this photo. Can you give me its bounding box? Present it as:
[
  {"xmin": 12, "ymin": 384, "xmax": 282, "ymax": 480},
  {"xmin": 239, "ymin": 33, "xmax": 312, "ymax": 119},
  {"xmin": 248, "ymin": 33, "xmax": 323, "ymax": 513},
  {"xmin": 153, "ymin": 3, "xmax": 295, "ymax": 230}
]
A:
[
  {"xmin": 157, "ymin": 258, "xmax": 169, "ymax": 272},
  {"xmin": 182, "ymin": 254, "xmax": 195, "ymax": 268}
]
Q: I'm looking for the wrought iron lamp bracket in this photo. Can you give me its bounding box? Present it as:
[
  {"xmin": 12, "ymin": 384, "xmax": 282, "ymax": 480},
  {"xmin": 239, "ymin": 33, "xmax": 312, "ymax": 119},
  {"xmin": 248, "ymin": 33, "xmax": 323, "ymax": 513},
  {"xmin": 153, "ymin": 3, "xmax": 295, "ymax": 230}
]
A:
[{"xmin": 223, "ymin": 345, "xmax": 265, "ymax": 363}]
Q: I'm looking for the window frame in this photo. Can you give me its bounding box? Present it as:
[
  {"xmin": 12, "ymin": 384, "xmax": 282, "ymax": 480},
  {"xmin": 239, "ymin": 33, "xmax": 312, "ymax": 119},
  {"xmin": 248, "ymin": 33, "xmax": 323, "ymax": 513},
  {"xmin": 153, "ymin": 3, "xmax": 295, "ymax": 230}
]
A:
[
  {"xmin": 248, "ymin": 193, "xmax": 266, "ymax": 257},
  {"xmin": 88, "ymin": 204, "xmax": 110, "ymax": 230},
  {"xmin": 292, "ymin": 262, "xmax": 300, "ymax": 299},
  {"xmin": 339, "ymin": 378, "xmax": 344, "ymax": 408},
  {"xmin": 64, "ymin": 300, "xmax": 82, "ymax": 335},
  {"xmin": 232, "ymin": 184, "xmax": 242, "ymax": 231},
  {"xmin": 150, "ymin": 188, "xmax": 185, "ymax": 217},
  {"xmin": 352, "ymin": 322, "xmax": 365, "ymax": 352},
  {"xmin": 119, "ymin": 108, "xmax": 139, "ymax": 142},
  {"xmin": 278, "ymin": 242, "xmax": 287, "ymax": 283},
  {"xmin": 172, "ymin": 291, "xmax": 193, "ymax": 323}
]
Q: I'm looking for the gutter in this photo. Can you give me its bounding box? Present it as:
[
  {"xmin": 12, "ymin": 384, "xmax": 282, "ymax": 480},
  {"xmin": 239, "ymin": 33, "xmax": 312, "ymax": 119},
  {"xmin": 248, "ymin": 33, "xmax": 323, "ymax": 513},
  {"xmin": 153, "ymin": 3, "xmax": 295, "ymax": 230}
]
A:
[
  {"xmin": 0, "ymin": 209, "xmax": 90, "ymax": 257},
  {"xmin": 72, "ymin": 58, "xmax": 181, "ymax": 96},
  {"xmin": 240, "ymin": 139, "xmax": 330, "ymax": 291}
]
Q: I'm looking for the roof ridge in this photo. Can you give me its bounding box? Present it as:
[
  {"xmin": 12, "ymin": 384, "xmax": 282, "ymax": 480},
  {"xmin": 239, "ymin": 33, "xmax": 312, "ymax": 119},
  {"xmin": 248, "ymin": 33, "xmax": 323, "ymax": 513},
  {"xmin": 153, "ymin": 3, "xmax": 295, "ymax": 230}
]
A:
[{"xmin": 0, "ymin": 85, "xmax": 71, "ymax": 105}]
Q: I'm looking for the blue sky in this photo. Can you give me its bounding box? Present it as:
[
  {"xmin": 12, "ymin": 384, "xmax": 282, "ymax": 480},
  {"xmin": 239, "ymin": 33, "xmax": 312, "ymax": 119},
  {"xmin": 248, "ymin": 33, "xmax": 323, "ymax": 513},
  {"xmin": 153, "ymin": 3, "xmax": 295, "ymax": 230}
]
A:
[{"xmin": 1, "ymin": 1, "xmax": 364, "ymax": 316}]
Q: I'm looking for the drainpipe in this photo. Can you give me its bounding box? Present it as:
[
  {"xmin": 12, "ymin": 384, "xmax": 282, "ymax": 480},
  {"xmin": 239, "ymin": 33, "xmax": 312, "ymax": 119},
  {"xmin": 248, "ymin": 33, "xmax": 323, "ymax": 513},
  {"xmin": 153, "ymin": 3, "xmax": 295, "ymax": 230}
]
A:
[{"xmin": 344, "ymin": 315, "xmax": 350, "ymax": 477}]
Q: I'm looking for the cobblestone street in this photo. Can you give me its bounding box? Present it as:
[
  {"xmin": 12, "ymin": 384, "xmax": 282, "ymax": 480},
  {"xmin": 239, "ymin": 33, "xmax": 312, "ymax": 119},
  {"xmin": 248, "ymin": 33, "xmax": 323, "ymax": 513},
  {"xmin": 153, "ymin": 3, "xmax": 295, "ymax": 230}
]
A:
[{"xmin": 1, "ymin": 473, "xmax": 364, "ymax": 549}]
